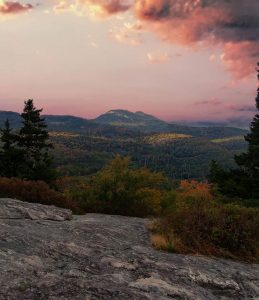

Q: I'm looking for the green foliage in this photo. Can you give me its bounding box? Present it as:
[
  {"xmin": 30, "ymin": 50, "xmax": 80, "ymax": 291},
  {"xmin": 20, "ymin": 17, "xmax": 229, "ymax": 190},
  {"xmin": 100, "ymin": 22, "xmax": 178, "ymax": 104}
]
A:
[
  {"xmin": 233, "ymin": 66, "xmax": 259, "ymax": 198},
  {"xmin": 211, "ymin": 136, "xmax": 244, "ymax": 143},
  {"xmin": 51, "ymin": 133, "xmax": 245, "ymax": 180},
  {"xmin": 0, "ymin": 100, "xmax": 56, "ymax": 183},
  {"xmin": 145, "ymin": 133, "xmax": 192, "ymax": 144},
  {"xmin": 210, "ymin": 204, "xmax": 258, "ymax": 254},
  {"xmin": 0, "ymin": 177, "xmax": 75, "ymax": 210},
  {"xmin": 0, "ymin": 119, "xmax": 24, "ymax": 178},
  {"xmin": 1, "ymin": 107, "xmax": 248, "ymax": 181},
  {"xmin": 58, "ymin": 169, "xmax": 258, "ymax": 262},
  {"xmin": 18, "ymin": 100, "xmax": 55, "ymax": 182},
  {"xmin": 209, "ymin": 161, "xmax": 255, "ymax": 200},
  {"xmin": 64, "ymin": 156, "xmax": 167, "ymax": 217}
]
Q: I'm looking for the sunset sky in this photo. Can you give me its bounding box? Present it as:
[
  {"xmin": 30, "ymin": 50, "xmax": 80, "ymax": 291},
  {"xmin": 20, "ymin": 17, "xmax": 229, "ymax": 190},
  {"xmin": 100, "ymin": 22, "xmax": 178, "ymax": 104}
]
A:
[{"xmin": 0, "ymin": 0, "xmax": 258, "ymax": 121}]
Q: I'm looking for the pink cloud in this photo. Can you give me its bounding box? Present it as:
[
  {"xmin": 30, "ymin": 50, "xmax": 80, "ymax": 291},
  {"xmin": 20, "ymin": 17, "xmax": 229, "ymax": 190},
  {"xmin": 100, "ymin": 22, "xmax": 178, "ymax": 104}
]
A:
[
  {"xmin": 133, "ymin": 0, "xmax": 259, "ymax": 79},
  {"xmin": 109, "ymin": 22, "xmax": 144, "ymax": 45},
  {"xmin": 53, "ymin": 1, "xmax": 76, "ymax": 13},
  {"xmin": 147, "ymin": 52, "xmax": 171, "ymax": 64},
  {"xmin": 0, "ymin": 1, "xmax": 33, "ymax": 14},
  {"xmin": 54, "ymin": 0, "xmax": 258, "ymax": 79},
  {"xmin": 195, "ymin": 99, "xmax": 222, "ymax": 106},
  {"xmin": 195, "ymin": 98, "xmax": 257, "ymax": 113},
  {"xmin": 221, "ymin": 41, "xmax": 259, "ymax": 79},
  {"xmin": 225, "ymin": 104, "xmax": 257, "ymax": 112},
  {"xmin": 78, "ymin": 0, "xmax": 131, "ymax": 17}
]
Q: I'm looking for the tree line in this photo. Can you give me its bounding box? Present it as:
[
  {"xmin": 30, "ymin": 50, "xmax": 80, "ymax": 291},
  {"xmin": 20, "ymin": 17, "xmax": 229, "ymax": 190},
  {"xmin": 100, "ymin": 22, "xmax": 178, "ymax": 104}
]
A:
[{"xmin": 0, "ymin": 100, "xmax": 55, "ymax": 183}]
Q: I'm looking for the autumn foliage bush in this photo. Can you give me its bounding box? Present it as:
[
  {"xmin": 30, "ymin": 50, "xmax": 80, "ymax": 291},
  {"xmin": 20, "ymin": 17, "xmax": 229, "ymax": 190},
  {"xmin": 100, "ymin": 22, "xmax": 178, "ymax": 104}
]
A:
[
  {"xmin": 0, "ymin": 177, "xmax": 76, "ymax": 211},
  {"xmin": 63, "ymin": 156, "xmax": 167, "ymax": 217},
  {"xmin": 152, "ymin": 180, "xmax": 259, "ymax": 262}
]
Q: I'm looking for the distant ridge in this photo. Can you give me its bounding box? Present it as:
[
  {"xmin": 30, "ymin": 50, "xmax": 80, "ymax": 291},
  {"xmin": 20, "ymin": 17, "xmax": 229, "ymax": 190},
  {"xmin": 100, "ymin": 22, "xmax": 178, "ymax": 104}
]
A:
[
  {"xmin": 0, "ymin": 111, "xmax": 139, "ymax": 137},
  {"xmin": 0, "ymin": 109, "xmax": 248, "ymax": 138},
  {"xmin": 175, "ymin": 118, "xmax": 250, "ymax": 130},
  {"xmin": 0, "ymin": 111, "xmax": 21, "ymax": 128}
]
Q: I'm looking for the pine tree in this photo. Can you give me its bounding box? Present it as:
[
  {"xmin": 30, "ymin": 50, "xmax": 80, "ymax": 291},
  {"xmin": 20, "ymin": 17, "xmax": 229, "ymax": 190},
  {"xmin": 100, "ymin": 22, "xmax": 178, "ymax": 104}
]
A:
[
  {"xmin": 234, "ymin": 63, "xmax": 259, "ymax": 197},
  {"xmin": 0, "ymin": 119, "xmax": 24, "ymax": 178},
  {"xmin": 18, "ymin": 99, "xmax": 55, "ymax": 182}
]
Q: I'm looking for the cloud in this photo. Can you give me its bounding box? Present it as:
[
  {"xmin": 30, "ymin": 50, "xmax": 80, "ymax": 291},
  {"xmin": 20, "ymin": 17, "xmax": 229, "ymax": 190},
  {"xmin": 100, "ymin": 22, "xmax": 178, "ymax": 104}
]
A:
[
  {"xmin": 221, "ymin": 41, "xmax": 259, "ymax": 79},
  {"xmin": 147, "ymin": 52, "xmax": 171, "ymax": 64},
  {"xmin": 109, "ymin": 21, "xmax": 144, "ymax": 45},
  {"xmin": 8, "ymin": 0, "xmax": 255, "ymax": 80},
  {"xmin": 90, "ymin": 41, "xmax": 99, "ymax": 48},
  {"xmin": 195, "ymin": 98, "xmax": 257, "ymax": 113},
  {"xmin": 54, "ymin": 0, "xmax": 257, "ymax": 78},
  {"xmin": 209, "ymin": 54, "xmax": 217, "ymax": 62},
  {"xmin": 52, "ymin": 0, "xmax": 132, "ymax": 18},
  {"xmin": 0, "ymin": 1, "xmax": 33, "ymax": 14},
  {"xmin": 195, "ymin": 99, "xmax": 222, "ymax": 106},
  {"xmin": 77, "ymin": 0, "xmax": 131, "ymax": 18},
  {"xmin": 225, "ymin": 104, "xmax": 257, "ymax": 112},
  {"xmin": 53, "ymin": 1, "xmax": 78, "ymax": 14},
  {"xmin": 133, "ymin": 0, "xmax": 259, "ymax": 78}
]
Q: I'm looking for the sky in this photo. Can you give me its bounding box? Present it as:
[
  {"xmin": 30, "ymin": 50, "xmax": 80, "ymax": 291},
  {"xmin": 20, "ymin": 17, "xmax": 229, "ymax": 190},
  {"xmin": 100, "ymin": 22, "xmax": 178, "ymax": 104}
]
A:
[{"xmin": 0, "ymin": 0, "xmax": 258, "ymax": 121}]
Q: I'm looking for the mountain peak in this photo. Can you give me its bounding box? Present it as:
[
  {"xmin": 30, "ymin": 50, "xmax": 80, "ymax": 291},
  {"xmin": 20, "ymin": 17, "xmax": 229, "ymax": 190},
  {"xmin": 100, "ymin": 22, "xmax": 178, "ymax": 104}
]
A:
[
  {"xmin": 135, "ymin": 111, "xmax": 144, "ymax": 114},
  {"xmin": 107, "ymin": 109, "xmax": 131, "ymax": 114},
  {"xmin": 95, "ymin": 109, "xmax": 164, "ymax": 126}
]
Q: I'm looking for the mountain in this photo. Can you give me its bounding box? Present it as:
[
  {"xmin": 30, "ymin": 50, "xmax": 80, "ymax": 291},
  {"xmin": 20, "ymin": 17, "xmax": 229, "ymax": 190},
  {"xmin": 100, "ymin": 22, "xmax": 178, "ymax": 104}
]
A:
[
  {"xmin": 0, "ymin": 112, "xmax": 140, "ymax": 137},
  {"xmin": 0, "ymin": 111, "xmax": 21, "ymax": 128},
  {"xmin": 0, "ymin": 109, "xmax": 248, "ymax": 139},
  {"xmin": 93, "ymin": 109, "xmax": 248, "ymax": 137},
  {"xmin": 94, "ymin": 109, "xmax": 168, "ymax": 131},
  {"xmin": 94, "ymin": 109, "xmax": 163, "ymax": 124},
  {"xmin": 174, "ymin": 120, "xmax": 229, "ymax": 127},
  {"xmin": 44, "ymin": 115, "xmax": 98, "ymax": 132},
  {"xmin": 226, "ymin": 117, "xmax": 252, "ymax": 129},
  {"xmin": 0, "ymin": 112, "xmax": 94, "ymax": 131},
  {"xmin": 175, "ymin": 118, "xmax": 251, "ymax": 130}
]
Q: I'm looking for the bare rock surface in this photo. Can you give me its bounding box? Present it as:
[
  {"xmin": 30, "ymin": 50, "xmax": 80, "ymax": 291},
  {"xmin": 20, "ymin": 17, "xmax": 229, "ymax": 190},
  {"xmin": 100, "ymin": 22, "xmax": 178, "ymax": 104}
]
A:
[
  {"xmin": 0, "ymin": 198, "xmax": 258, "ymax": 300},
  {"xmin": 0, "ymin": 198, "xmax": 72, "ymax": 221}
]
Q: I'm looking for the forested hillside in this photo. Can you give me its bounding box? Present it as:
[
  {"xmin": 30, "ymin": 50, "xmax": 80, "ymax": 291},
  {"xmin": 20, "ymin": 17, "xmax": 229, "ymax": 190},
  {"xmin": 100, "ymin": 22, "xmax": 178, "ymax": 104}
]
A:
[
  {"xmin": 0, "ymin": 109, "xmax": 247, "ymax": 180},
  {"xmin": 51, "ymin": 132, "xmax": 247, "ymax": 179}
]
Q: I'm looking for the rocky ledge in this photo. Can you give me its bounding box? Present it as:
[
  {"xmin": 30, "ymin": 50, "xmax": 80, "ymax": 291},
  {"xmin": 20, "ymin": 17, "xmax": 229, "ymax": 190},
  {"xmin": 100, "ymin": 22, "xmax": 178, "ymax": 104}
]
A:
[{"xmin": 0, "ymin": 198, "xmax": 258, "ymax": 300}]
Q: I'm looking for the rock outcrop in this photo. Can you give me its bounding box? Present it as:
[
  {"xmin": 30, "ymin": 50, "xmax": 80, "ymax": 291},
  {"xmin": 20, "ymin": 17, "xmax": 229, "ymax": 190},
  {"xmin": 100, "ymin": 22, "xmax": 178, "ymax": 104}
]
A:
[{"xmin": 0, "ymin": 198, "xmax": 258, "ymax": 299}]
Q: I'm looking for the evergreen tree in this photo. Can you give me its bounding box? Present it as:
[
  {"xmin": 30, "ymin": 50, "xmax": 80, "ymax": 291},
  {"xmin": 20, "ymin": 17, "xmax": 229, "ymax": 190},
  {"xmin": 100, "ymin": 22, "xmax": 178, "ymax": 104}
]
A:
[
  {"xmin": 18, "ymin": 99, "xmax": 55, "ymax": 182},
  {"xmin": 0, "ymin": 119, "xmax": 24, "ymax": 178},
  {"xmin": 234, "ymin": 63, "xmax": 259, "ymax": 197}
]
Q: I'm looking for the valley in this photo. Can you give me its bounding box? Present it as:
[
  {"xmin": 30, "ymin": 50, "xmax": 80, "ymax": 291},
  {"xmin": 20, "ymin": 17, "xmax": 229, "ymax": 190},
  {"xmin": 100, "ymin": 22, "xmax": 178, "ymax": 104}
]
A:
[{"xmin": 0, "ymin": 109, "xmax": 248, "ymax": 180}]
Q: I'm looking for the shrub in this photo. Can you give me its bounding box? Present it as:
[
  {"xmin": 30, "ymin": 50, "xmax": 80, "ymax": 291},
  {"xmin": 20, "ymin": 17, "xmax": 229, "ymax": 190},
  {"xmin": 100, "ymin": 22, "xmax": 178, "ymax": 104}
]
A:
[
  {"xmin": 64, "ymin": 156, "xmax": 167, "ymax": 217},
  {"xmin": 152, "ymin": 180, "xmax": 259, "ymax": 262},
  {"xmin": 218, "ymin": 195, "xmax": 259, "ymax": 208},
  {"xmin": 0, "ymin": 177, "xmax": 76, "ymax": 211},
  {"xmin": 210, "ymin": 205, "xmax": 258, "ymax": 254}
]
